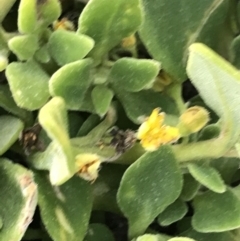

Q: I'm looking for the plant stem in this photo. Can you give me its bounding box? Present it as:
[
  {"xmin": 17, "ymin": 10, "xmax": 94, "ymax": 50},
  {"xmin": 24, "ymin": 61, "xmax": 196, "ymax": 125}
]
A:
[{"xmin": 166, "ymin": 83, "xmax": 186, "ymax": 114}]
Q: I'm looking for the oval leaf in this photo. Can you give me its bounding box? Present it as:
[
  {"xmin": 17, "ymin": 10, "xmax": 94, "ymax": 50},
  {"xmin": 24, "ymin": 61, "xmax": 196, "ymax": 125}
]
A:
[
  {"xmin": 139, "ymin": 0, "xmax": 228, "ymax": 82},
  {"xmin": 117, "ymin": 145, "xmax": 182, "ymax": 238},
  {"xmin": 110, "ymin": 58, "xmax": 160, "ymax": 92},
  {"xmin": 157, "ymin": 199, "xmax": 188, "ymax": 226},
  {"xmin": 192, "ymin": 189, "xmax": 240, "ymax": 232},
  {"xmin": 49, "ymin": 59, "xmax": 93, "ymax": 110},
  {"xmin": 168, "ymin": 238, "xmax": 196, "ymax": 241},
  {"xmin": 0, "ymin": 159, "xmax": 37, "ymax": 241},
  {"xmin": 6, "ymin": 60, "xmax": 50, "ymax": 110},
  {"xmin": 113, "ymin": 89, "xmax": 178, "ymax": 124},
  {"xmin": 8, "ymin": 35, "xmax": 39, "ymax": 61},
  {"xmin": 78, "ymin": 0, "xmax": 142, "ymax": 61},
  {"xmin": 35, "ymin": 172, "xmax": 92, "ymax": 241},
  {"xmin": 0, "ymin": 115, "xmax": 24, "ymax": 155},
  {"xmin": 91, "ymin": 85, "xmax": 113, "ymax": 117},
  {"xmin": 18, "ymin": 0, "xmax": 37, "ymax": 34},
  {"xmin": 180, "ymin": 174, "xmax": 200, "ymax": 201},
  {"xmin": 48, "ymin": 30, "xmax": 94, "ymax": 66},
  {"xmin": 188, "ymin": 163, "xmax": 226, "ymax": 193}
]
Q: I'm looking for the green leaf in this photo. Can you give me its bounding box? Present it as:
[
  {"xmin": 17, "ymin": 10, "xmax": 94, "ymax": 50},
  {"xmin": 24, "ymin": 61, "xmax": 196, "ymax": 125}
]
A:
[
  {"xmin": 0, "ymin": 115, "xmax": 24, "ymax": 155},
  {"xmin": 38, "ymin": 97, "xmax": 75, "ymax": 185},
  {"xmin": 84, "ymin": 223, "xmax": 115, "ymax": 241},
  {"xmin": 48, "ymin": 30, "xmax": 94, "ymax": 66},
  {"xmin": 0, "ymin": 85, "xmax": 32, "ymax": 124},
  {"xmin": 91, "ymin": 85, "xmax": 113, "ymax": 116},
  {"xmin": 110, "ymin": 58, "xmax": 160, "ymax": 92},
  {"xmin": 168, "ymin": 238, "xmax": 196, "ymax": 241},
  {"xmin": 230, "ymin": 35, "xmax": 240, "ymax": 69},
  {"xmin": 136, "ymin": 234, "xmax": 170, "ymax": 241},
  {"xmin": 139, "ymin": 0, "xmax": 229, "ymax": 82},
  {"xmin": 6, "ymin": 60, "xmax": 50, "ymax": 110},
  {"xmin": 188, "ymin": 163, "xmax": 226, "ymax": 193},
  {"xmin": 78, "ymin": 0, "xmax": 142, "ymax": 62},
  {"xmin": 18, "ymin": 0, "xmax": 37, "ymax": 34},
  {"xmin": 49, "ymin": 59, "xmax": 93, "ymax": 110},
  {"xmin": 157, "ymin": 199, "xmax": 188, "ymax": 226},
  {"xmin": 113, "ymin": 89, "xmax": 178, "ymax": 124},
  {"xmin": 182, "ymin": 228, "xmax": 235, "ymax": 241},
  {"xmin": 192, "ymin": 189, "xmax": 240, "ymax": 232},
  {"xmin": 187, "ymin": 43, "xmax": 240, "ymax": 149},
  {"xmin": 8, "ymin": 35, "xmax": 39, "ymax": 61},
  {"xmin": 35, "ymin": 172, "xmax": 92, "ymax": 241},
  {"xmin": 34, "ymin": 44, "xmax": 51, "ymax": 63},
  {"xmin": 117, "ymin": 145, "xmax": 182, "ymax": 238},
  {"xmin": 0, "ymin": 159, "xmax": 37, "ymax": 241},
  {"xmin": 198, "ymin": 124, "xmax": 221, "ymax": 141},
  {"xmin": 37, "ymin": 0, "xmax": 61, "ymax": 28},
  {"xmin": 180, "ymin": 174, "xmax": 200, "ymax": 201}
]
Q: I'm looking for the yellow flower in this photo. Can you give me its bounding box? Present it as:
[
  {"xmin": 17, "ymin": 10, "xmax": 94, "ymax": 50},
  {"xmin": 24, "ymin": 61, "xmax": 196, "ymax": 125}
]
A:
[
  {"xmin": 52, "ymin": 18, "xmax": 75, "ymax": 31},
  {"xmin": 75, "ymin": 154, "xmax": 102, "ymax": 182},
  {"xmin": 137, "ymin": 108, "xmax": 180, "ymax": 151}
]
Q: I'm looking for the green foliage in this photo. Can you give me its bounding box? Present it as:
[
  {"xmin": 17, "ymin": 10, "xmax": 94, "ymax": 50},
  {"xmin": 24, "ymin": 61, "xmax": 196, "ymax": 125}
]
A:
[
  {"xmin": 49, "ymin": 59, "xmax": 93, "ymax": 109},
  {"xmin": 8, "ymin": 35, "xmax": 39, "ymax": 61},
  {"xmin": 0, "ymin": 159, "xmax": 37, "ymax": 241},
  {"xmin": 48, "ymin": 30, "xmax": 94, "ymax": 66},
  {"xmin": 6, "ymin": 60, "xmax": 50, "ymax": 110},
  {"xmin": 0, "ymin": 115, "xmax": 23, "ymax": 155},
  {"xmin": 35, "ymin": 172, "xmax": 92, "ymax": 241},
  {"xmin": 1, "ymin": 0, "xmax": 240, "ymax": 240},
  {"xmin": 192, "ymin": 189, "xmax": 240, "ymax": 232},
  {"xmin": 78, "ymin": 0, "xmax": 142, "ymax": 62},
  {"xmin": 117, "ymin": 145, "xmax": 182, "ymax": 238},
  {"xmin": 110, "ymin": 58, "xmax": 160, "ymax": 92},
  {"xmin": 188, "ymin": 163, "xmax": 226, "ymax": 193}
]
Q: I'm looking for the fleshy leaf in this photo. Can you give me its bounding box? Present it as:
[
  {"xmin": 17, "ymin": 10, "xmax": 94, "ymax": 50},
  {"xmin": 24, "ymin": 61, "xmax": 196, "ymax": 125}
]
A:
[
  {"xmin": 136, "ymin": 234, "xmax": 171, "ymax": 241},
  {"xmin": 182, "ymin": 228, "xmax": 235, "ymax": 241},
  {"xmin": 6, "ymin": 60, "xmax": 50, "ymax": 110},
  {"xmin": 38, "ymin": 97, "xmax": 75, "ymax": 185},
  {"xmin": 180, "ymin": 174, "xmax": 200, "ymax": 201},
  {"xmin": 0, "ymin": 159, "xmax": 37, "ymax": 241},
  {"xmin": 84, "ymin": 223, "xmax": 115, "ymax": 241},
  {"xmin": 117, "ymin": 145, "xmax": 182, "ymax": 238},
  {"xmin": 37, "ymin": 0, "xmax": 61, "ymax": 28},
  {"xmin": 139, "ymin": 0, "xmax": 229, "ymax": 82},
  {"xmin": 49, "ymin": 59, "xmax": 93, "ymax": 110},
  {"xmin": 110, "ymin": 58, "xmax": 160, "ymax": 92},
  {"xmin": 91, "ymin": 85, "xmax": 113, "ymax": 116},
  {"xmin": 0, "ymin": 115, "xmax": 24, "ymax": 155},
  {"xmin": 0, "ymin": 85, "xmax": 32, "ymax": 124},
  {"xmin": 18, "ymin": 0, "xmax": 37, "ymax": 34},
  {"xmin": 8, "ymin": 35, "xmax": 39, "ymax": 61},
  {"xmin": 113, "ymin": 88, "xmax": 178, "ymax": 124},
  {"xmin": 192, "ymin": 189, "xmax": 240, "ymax": 232},
  {"xmin": 77, "ymin": 114, "xmax": 100, "ymax": 137},
  {"xmin": 187, "ymin": 43, "xmax": 240, "ymax": 149},
  {"xmin": 48, "ymin": 30, "xmax": 94, "ymax": 66},
  {"xmin": 78, "ymin": 0, "xmax": 142, "ymax": 62},
  {"xmin": 35, "ymin": 172, "xmax": 92, "ymax": 241},
  {"xmin": 188, "ymin": 163, "xmax": 226, "ymax": 193},
  {"xmin": 157, "ymin": 199, "xmax": 188, "ymax": 226},
  {"xmin": 168, "ymin": 238, "xmax": 196, "ymax": 241}
]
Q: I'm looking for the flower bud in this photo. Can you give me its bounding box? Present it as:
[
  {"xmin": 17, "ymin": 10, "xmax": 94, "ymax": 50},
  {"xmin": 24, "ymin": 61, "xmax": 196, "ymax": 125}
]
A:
[
  {"xmin": 121, "ymin": 34, "xmax": 136, "ymax": 48},
  {"xmin": 177, "ymin": 106, "xmax": 209, "ymax": 136}
]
